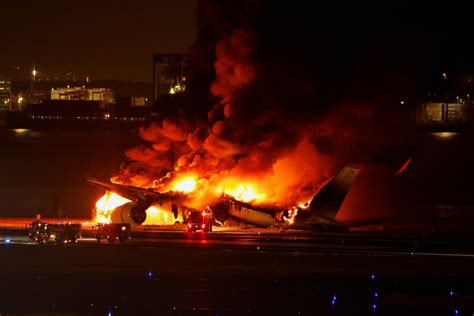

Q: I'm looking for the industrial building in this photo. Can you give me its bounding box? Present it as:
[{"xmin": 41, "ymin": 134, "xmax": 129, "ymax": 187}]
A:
[
  {"xmin": 152, "ymin": 53, "xmax": 187, "ymax": 102},
  {"xmin": 0, "ymin": 79, "xmax": 11, "ymax": 110},
  {"xmin": 51, "ymin": 87, "xmax": 114, "ymax": 108},
  {"xmin": 416, "ymin": 102, "xmax": 470, "ymax": 128}
]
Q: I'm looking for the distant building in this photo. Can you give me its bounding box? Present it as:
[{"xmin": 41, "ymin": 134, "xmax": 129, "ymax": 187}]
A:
[
  {"xmin": 28, "ymin": 100, "xmax": 101, "ymax": 118},
  {"xmin": 416, "ymin": 102, "xmax": 470, "ymax": 128},
  {"xmin": 6, "ymin": 99, "xmax": 149, "ymax": 129},
  {"xmin": 0, "ymin": 79, "xmax": 11, "ymax": 110},
  {"xmin": 152, "ymin": 54, "xmax": 187, "ymax": 102},
  {"xmin": 51, "ymin": 87, "xmax": 114, "ymax": 108},
  {"xmin": 115, "ymin": 96, "xmax": 147, "ymax": 108}
]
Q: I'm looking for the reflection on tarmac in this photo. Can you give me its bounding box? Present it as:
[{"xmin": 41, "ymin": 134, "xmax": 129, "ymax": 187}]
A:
[
  {"xmin": 3, "ymin": 227, "xmax": 474, "ymax": 259},
  {"xmin": 0, "ymin": 227, "xmax": 474, "ymax": 314}
]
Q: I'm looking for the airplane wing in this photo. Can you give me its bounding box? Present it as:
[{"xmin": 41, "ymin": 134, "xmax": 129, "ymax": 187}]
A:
[{"xmin": 87, "ymin": 178, "xmax": 184, "ymax": 205}]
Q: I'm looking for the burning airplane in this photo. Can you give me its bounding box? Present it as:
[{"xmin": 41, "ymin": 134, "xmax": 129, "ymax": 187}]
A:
[
  {"xmin": 86, "ymin": 4, "xmax": 413, "ymax": 229},
  {"xmin": 88, "ymin": 166, "xmax": 363, "ymax": 231}
]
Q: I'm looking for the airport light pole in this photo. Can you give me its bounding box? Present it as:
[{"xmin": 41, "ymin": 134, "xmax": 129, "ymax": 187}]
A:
[
  {"xmin": 32, "ymin": 68, "xmax": 37, "ymax": 98},
  {"xmin": 442, "ymin": 72, "xmax": 448, "ymax": 121}
]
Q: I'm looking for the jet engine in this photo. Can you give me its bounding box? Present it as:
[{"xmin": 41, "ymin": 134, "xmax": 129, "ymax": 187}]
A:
[{"xmin": 110, "ymin": 202, "xmax": 148, "ymax": 224}]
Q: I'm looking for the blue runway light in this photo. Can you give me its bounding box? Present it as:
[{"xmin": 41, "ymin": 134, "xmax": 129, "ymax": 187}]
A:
[
  {"xmin": 374, "ymin": 291, "xmax": 379, "ymax": 299},
  {"xmin": 370, "ymin": 273, "xmax": 376, "ymax": 281},
  {"xmin": 147, "ymin": 271, "xmax": 153, "ymax": 278},
  {"xmin": 5, "ymin": 239, "xmax": 11, "ymax": 243},
  {"xmin": 449, "ymin": 290, "xmax": 455, "ymax": 297}
]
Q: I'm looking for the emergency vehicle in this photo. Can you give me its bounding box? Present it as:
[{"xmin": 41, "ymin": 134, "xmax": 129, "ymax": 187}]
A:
[
  {"xmin": 185, "ymin": 206, "xmax": 213, "ymax": 233},
  {"xmin": 28, "ymin": 221, "xmax": 82, "ymax": 244},
  {"xmin": 95, "ymin": 223, "xmax": 131, "ymax": 243}
]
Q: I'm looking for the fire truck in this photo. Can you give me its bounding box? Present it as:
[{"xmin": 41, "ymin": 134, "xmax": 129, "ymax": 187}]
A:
[
  {"xmin": 185, "ymin": 206, "xmax": 214, "ymax": 233},
  {"xmin": 94, "ymin": 223, "xmax": 131, "ymax": 243},
  {"xmin": 28, "ymin": 221, "xmax": 82, "ymax": 244}
]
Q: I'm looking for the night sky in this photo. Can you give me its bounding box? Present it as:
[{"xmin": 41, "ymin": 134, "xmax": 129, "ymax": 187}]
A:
[
  {"xmin": 0, "ymin": 0, "xmax": 196, "ymax": 82},
  {"xmin": 0, "ymin": 1, "xmax": 473, "ymax": 87}
]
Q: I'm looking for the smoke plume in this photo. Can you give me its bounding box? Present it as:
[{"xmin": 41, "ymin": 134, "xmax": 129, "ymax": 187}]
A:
[{"xmin": 113, "ymin": 1, "xmax": 418, "ymax": 213}]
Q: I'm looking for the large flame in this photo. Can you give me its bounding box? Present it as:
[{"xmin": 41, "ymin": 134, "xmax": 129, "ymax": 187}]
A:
[
  {"xmin": 143, "ymin": 205, "xmax": 181, "ymax": 225},
  {"xmin": 91, "ymin": 27, "xmax": 345, "ymax": 225},
  {"xmin": 216, "ymin": 179, "xmax": 265, "ymax": 203},
  {"xmin": 171, "ymin": 176, "xmax": 197, "ymax": 193},
  {"xmin": 94, "ymin": 192, "xmax": 130, "ymax": 223},
  {"xmin": 94, "ymin": 192, "xmax": 183, "ymax": 225}
]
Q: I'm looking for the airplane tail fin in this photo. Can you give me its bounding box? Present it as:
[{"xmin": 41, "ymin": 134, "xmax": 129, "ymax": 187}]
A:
[{"xmin": 308, "ymin": 167, "xmax": 359, "ymax": 220}]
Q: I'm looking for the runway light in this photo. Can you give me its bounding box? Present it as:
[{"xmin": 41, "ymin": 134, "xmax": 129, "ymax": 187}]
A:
[
  {"xmin": 374, "ymin": 291, "xmax": 379, "ymax": 299},
  {"xmin": 370, "ymin": 273, "xmax": 376, "ymax": 281},
  {"xmin": 449, "ymin": 290, "xmax": 455, "ymax": 297},
  {"xmin": 147, "ymin": 271, "xmax": 153, "ymax": 279},
  {"xmin": 372, "ymin": 303, "xmax": 377, "ymax": 312},
  {"xmin": 5, "ymin": 239, "xmax": 11, "ymax": 243},
  {"xmin": 454, "ymin": 307, "xmax": 459, "ymax": 315}
]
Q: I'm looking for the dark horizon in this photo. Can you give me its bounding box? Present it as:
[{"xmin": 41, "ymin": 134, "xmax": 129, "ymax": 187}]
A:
[{"xmin": 0, "ymin": 0, "xmax": 197, "ymax": 82}]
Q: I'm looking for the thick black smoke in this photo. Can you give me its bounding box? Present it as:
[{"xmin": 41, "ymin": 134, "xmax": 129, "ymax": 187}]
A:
[{"xmin": 114, "ymin": 1, "xmax": 447, "ymax": 212}]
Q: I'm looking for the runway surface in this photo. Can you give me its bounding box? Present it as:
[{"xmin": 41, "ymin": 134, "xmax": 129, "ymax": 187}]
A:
[{"xmin": 0, "ymin": 223, "xmax": 473, "ymax": 315}]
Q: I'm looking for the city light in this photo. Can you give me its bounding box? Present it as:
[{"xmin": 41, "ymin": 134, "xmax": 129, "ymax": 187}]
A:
[{"xmin": 432, "ymin": 132, "xmax": 458, "ymax": 139}]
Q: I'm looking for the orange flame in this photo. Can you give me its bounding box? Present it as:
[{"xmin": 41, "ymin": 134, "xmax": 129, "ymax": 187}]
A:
[
  {"xmin": 171, "ymin": 176, "xmax": 197, "ymax": 193},
  {"xmin": 283, "ymin": 207, "xmax": 299, "ymax": 225},
  {"xmin": 143, "ymin": 205, "xmax": 181, "ymax": 225},
  {"xmin": 94, "ymin": 191, "xmax": 130, "ymax": 223},
  {"xmin": 94, "ymin": 191, "xmax": 184, "ymax": 225},
  {"xmin": 216, "ymin": 179, "xmax": 266, "ymax": 203}
]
